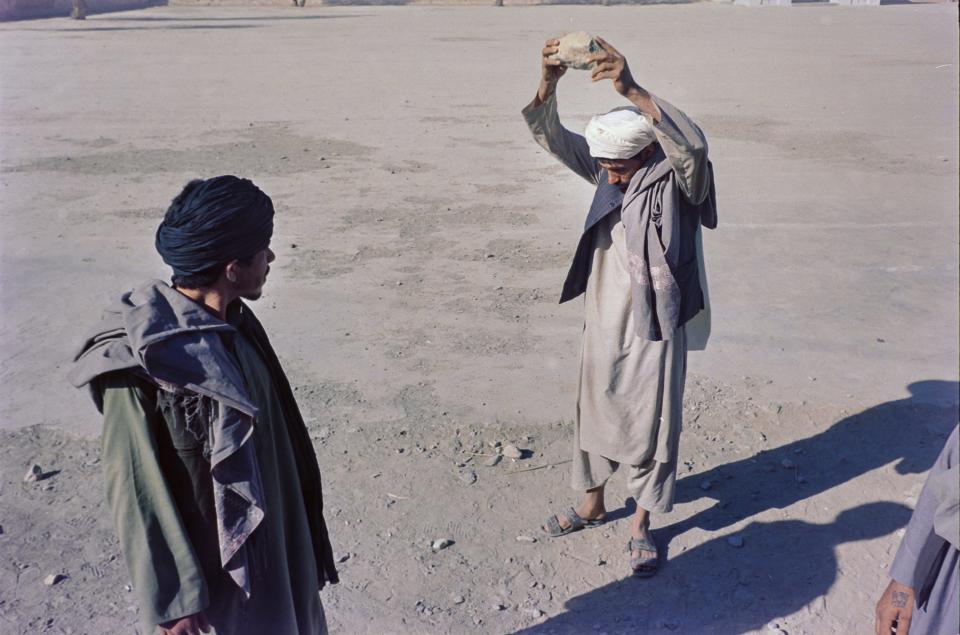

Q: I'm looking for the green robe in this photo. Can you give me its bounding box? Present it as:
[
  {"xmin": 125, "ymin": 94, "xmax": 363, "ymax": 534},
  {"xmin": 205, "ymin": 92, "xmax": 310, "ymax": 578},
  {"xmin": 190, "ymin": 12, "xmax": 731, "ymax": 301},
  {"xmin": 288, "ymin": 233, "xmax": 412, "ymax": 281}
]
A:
[{"xmin": 99, "ymin": 328, "xmax": 328, "ymax": 634}]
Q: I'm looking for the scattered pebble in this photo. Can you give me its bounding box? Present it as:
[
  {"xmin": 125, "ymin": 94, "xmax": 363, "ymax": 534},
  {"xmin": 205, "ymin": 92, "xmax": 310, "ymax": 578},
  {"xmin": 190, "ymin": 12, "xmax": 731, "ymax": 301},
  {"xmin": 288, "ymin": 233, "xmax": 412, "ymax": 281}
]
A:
[
  {"xmin": 459, "ymin": 470, "xmax": 478, "ymax": 485},
  {"xmin": 43, "ymin": 573, "xmax": 66, "ymax": 586},
  {"xmin": 123, "ymin": 584, "xmax": 132, "ymax": 592},
  {"xmin": 727, "ymin": 535, "xmax": 745, "ymax": 548},
  {"xmin": 515, "ymin": 535, "xmax": 537, "ymax": 544},
  {"xmin": 502, "ymin": 444, "xmax": 523, "ymax": 460},
  {"xmin": 432, "ymin": 538, "xmax": 454, "ymax": 551},
  {"xmin": 492, "ymin": 603, "xmax": 507, "ymax": 611},
  {"xmin": 23, "ymin": 464, "xmax": 43, "ymax": 483},
  {"xmin": 523, "ymin": 608, "xmax": 545, "ymax": 618},
  {"xmin": 334, "ymin": 552, "xmax": 350, "ymax": 563},
  {"xmin": 767, "ymin": 624, "xmax": 788, "ymax": 635},
  {"xmin": 452, "ymin": 595, "xmax": 466, "ymax": 605},
  {"xmin": 781, "ymin": 458, "xmax": 795, "ymax": 469},
  {"xmin": 699, "ymin": 480, "xmax": 713, "ymax": 491}
]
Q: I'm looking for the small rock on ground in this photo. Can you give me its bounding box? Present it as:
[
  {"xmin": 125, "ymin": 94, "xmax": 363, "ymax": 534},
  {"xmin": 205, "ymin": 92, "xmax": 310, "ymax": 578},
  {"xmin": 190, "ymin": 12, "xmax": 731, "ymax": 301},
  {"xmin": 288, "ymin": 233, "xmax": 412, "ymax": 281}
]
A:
[
  {"xmin": 432, "ymin": 538, "xmax": 454, "ymax": 551},
  {"xmin": 23, "ymin": 464, "xmax": 42, "ymax": 483},
  {"xmin": 44, "ymin": 574, "xmax": 66, "ymax": 586},
  {"xmin": 727, "ymin": 535, "xmax": 745, "ymax": 548},
  {"xmin": 502, "ymin": 444, "xmax": 523, "ymax": 459}
]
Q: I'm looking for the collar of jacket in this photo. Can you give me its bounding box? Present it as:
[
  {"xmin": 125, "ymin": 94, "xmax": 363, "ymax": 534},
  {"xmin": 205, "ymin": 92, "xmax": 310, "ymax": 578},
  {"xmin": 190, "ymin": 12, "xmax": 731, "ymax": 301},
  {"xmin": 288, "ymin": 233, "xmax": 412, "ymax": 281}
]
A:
[{"xmin": 69, "ymin": 279, "xmax": 257, "ymax": 417}]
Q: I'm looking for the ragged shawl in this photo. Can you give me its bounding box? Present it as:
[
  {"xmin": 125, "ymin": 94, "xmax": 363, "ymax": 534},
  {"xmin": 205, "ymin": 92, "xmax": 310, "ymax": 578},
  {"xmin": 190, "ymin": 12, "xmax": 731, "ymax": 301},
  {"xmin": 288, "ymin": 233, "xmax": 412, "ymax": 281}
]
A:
[
  {"xmin": 621, "ymin": 145, "xmax": 717, "ymax": 341},
  {"xmin": 68, "ymin": 280, "xmax": 338, "ymax": 596}
]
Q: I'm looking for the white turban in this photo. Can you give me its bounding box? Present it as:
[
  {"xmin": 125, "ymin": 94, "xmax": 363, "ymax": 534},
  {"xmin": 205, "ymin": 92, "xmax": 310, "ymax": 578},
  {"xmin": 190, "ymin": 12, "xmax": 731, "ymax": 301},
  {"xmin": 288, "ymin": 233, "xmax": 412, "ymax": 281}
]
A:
[{"xmin": 584, "ymin": 107, "xmax": 656, "ymax": 160}]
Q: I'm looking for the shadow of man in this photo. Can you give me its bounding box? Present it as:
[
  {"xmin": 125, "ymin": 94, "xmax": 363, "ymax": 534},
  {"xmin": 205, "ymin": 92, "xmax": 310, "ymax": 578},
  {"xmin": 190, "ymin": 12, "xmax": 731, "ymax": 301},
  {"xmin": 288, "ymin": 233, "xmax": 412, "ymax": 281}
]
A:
[
  {"xmin": 515, "ymin": 501, "xmax": 912, "ymax": 634},
  {"xmin": 660, "ymin": 380, "xmax": 958, "ymax": 541}
]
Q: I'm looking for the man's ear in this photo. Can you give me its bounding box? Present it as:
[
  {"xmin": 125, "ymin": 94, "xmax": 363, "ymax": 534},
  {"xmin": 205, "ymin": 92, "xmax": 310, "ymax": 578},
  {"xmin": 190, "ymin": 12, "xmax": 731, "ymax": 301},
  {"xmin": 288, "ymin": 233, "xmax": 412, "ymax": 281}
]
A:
[{"xmin": 223, "ymin": 260, "xmax": 241, "ymax": 284}]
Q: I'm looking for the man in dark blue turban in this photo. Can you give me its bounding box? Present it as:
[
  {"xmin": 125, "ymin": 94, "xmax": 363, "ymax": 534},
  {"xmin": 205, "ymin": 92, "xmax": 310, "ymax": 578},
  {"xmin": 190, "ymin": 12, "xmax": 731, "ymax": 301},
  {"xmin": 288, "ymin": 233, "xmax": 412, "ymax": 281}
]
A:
[
  {"xmin": 69, "ymin": 176, "xmax": 339, "ymax": 635},
  {"xmin": 156, "ymin": 175, "xmax": 275, "ymax": 297}
]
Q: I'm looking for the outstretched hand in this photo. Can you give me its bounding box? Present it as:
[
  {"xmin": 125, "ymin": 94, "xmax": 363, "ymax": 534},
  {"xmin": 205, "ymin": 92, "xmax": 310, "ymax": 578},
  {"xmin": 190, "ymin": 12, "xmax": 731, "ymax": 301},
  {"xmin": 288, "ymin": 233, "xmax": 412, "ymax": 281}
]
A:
[{"xmin": 588, "ymin": 37, "xmax": 638, "ymax": 97}]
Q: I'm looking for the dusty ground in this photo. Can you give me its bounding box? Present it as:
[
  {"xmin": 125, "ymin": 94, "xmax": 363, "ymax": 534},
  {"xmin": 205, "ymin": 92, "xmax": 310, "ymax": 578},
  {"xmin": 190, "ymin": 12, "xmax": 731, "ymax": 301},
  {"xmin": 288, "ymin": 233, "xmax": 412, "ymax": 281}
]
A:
[{"xmin": 0, "ymin": 3, "xmax": 958, "ymax": 634}]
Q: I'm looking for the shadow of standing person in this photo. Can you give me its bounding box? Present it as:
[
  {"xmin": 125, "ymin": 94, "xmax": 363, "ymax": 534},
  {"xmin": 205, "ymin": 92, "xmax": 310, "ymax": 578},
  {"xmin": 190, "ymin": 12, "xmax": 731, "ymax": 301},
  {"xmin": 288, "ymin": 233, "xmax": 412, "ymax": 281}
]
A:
[
  {"xmin": 660, "ymin": 380, "xmax": 958, "ymax": 542},
  {"xmin": 515, "ymin": 501, "xmax": 912, "ymax": 634}
]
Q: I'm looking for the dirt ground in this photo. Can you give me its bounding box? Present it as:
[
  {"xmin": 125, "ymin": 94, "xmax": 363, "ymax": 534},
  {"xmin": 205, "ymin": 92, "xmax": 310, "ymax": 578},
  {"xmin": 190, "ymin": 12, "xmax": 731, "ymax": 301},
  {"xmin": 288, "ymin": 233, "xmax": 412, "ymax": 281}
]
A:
[{"xmin": 1, "ymin": 3, "xmax": 958, "ymax": 634}]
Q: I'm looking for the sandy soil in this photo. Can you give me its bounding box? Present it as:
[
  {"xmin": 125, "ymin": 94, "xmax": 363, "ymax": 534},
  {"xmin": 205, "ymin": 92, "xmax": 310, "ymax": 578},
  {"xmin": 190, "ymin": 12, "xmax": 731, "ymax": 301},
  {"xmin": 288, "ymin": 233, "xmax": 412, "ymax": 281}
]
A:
[{"xmin": 0, "ymin": 3, "xmax": 958, "ymax": 634}]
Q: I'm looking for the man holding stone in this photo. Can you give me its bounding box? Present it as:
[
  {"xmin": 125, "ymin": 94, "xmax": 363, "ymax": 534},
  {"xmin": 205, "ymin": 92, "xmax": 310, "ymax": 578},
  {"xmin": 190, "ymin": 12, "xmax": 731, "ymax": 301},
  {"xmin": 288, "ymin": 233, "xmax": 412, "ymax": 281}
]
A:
[
  {"xmin": 523, "ymin": 36, "xmax": 716, "ymax": 576},
  {"xmin": 69, "ymin": 176, "xmax": 338, "ymax": 634}
]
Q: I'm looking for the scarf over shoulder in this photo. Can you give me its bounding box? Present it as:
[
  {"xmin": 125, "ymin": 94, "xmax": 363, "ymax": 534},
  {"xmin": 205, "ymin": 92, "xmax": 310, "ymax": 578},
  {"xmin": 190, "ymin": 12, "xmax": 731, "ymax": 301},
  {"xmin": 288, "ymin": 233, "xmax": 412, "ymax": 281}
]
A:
[
  {"xmin": 68, "ymin": 280, "xmax": 338, "ymax": 596},
  {"xmin": 621, "ymin": 145, "xmax": 717, "ymax": 341}
]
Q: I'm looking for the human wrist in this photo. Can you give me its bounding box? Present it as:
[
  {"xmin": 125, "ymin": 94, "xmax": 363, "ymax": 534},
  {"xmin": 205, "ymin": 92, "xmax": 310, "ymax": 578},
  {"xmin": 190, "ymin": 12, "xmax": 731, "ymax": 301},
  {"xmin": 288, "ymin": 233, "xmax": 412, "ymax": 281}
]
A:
[{"xmin": 537, "ymin": 80, "xmax": 557, "ymax": 102}]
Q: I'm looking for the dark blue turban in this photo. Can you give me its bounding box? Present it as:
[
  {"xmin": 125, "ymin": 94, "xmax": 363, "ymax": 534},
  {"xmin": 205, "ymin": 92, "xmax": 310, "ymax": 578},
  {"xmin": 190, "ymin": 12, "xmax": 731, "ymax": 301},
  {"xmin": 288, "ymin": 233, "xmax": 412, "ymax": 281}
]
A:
[{"xmin": 155, "ymin": 175, "xmax": 274, "ymax": 277}]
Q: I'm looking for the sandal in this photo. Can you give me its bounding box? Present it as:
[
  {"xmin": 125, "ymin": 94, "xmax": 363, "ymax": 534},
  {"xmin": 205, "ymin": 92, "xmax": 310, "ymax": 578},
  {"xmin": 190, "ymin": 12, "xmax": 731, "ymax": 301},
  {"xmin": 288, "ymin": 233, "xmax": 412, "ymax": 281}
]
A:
[
  {"xmin": 628, "ymin": 536, "xmax": 658, "ymax": 578},
  {"xmin": 544, "ymin": 507, "xmax": 605, "ymax": 538}
]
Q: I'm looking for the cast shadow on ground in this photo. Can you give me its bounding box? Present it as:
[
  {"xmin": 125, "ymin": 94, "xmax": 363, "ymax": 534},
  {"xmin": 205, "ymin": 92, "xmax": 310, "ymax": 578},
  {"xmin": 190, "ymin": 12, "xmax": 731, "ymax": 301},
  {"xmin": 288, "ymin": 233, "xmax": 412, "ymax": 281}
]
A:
[
  {"xmin": 95, "ymin": 14, "xmax": 366, "ymax": 21},
  {"xmin": 16, "ymin": 12, "xmax": 364, "ymax": 31},
  {"xmin": 34, "ymin": 24, "xmax": 259, "ymax": 31},
  {"xmin": 517, "ymin": 501, "xmax": 912, "ymax": 633},
  {"xmin": 662, "ymin": 379, "xmax": 958, "ymax": 540},
  {"xmin": 517, "ymin": 380, "xmax": 957, "ymax": 633}
]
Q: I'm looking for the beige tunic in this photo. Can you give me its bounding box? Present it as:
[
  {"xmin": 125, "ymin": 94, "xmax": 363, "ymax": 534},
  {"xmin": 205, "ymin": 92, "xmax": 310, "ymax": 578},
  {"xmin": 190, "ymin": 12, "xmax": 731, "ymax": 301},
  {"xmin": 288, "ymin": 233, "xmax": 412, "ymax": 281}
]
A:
[
  {"xmin": 576, "ymin": 209, "xmax": 688, "ymax": 465},
  {"xmin": 522, "ymin": 92, "xmax": 708, "ymax": 469}
]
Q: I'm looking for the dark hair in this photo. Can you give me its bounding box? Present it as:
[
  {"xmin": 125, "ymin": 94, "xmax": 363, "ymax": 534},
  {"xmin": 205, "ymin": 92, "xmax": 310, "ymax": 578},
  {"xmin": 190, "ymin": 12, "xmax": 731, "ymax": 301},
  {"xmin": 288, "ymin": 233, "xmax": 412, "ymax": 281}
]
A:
[
  {"xmin": 170, "ymin": 252, "xmax": 258, "ymax": 290},
  {"xmin": 170, "ymin": 266, "xmax": 223, "ymax": 290}
]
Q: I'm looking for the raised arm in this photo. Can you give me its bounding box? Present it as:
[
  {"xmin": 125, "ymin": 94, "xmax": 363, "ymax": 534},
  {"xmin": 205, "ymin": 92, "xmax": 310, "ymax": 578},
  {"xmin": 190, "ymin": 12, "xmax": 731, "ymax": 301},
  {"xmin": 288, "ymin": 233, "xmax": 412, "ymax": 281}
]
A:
[
  {"xmin": 522, "ymin": 38, "xmax": 600, "ymax": 185},
  {"xmin": 98, "ymin": 372, "xmax": 210, "ymax": 633},
  {"xmin": 589, "ymin": 37, "xmax": 711, "ymax": 204}
]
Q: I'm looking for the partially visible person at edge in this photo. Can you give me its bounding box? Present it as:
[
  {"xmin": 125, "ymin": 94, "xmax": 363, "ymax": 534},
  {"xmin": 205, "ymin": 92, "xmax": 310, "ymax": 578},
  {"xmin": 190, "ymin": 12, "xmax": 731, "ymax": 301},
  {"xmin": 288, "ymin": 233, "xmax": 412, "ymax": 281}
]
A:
[
  {"xmin": 522, "ymin": 37, "xmax": 717, "ymax": 576},
  {"xmin": 876, "ymin": 425, "xmax": 959, "ymax": 635},
  {"xmin": 68, "ymin": 175, "xmax": 338, "ymax": 635}
]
